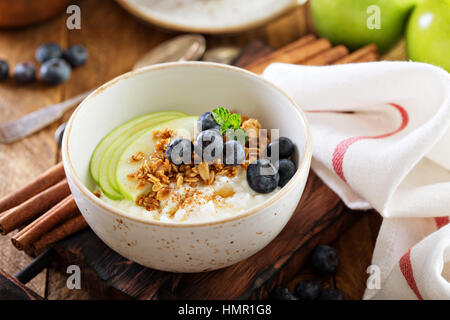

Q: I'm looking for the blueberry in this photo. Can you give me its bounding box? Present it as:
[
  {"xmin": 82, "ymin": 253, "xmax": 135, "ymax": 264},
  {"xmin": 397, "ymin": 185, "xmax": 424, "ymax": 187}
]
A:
[
  {"xmin": 277, "ymin": 158, "xmax": 296, "ymax": 188},
  {"xmin": 223, "ymin": 140, "xmax": 245, "ymax": 166},
  {"xmin": 270, "ymin": 287, "xmax": 298, "ymax": 300},
  {"xmin": 197, "ymin": 112, "xmax": 220, "ymax": 132},
  {"xmin": 294, "ymin": 279, "xmax": 322, "ymax": 301},
  {"xmin": 246, "ymin": 159, "xmax": 280, "ymax": 194},
  {"xmin": 266, "ymin": 137, "xmax": 295, "ymax": 159},
  {"xmin": 165, "ymin": 138, "xmax": 193, "ymax": 165},
  {"xmin": 14, "ymin": 62, "xmax": 36, "ymax": 84},
  {"xmin": 63, "ymin": 45, "xmax": 88, "ymax": 67},
  {"xmin": 35, "ymin": 43, "xmax": 63, "ymax": 63},
  {"xmin": 312, "ymin": 245, "xmax": 339, "ymax": 275},
  {"xmin": 194, "ymin": 129, "xmax": 223, "ymax": 163},
  {"xmin": 319, "ymin": 288, "xmax": 345, "ymax": 300},
  {"xmin": 40, "ymin": 58, "xmax": 71, "ymax": 85},
  {"xmin": 0, "ymin": 59, "xmax": 9, "ymax": 81}
]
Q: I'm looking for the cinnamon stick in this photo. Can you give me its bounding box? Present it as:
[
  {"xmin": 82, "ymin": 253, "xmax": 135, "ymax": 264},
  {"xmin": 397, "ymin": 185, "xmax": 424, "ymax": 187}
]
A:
[
  {"xmin": 11, "ymin": 195, "xmax": 78, "ymax": 250},
  {"xmin": 32, "ymin": 214, "xmax": 87, "ymax": 254},
  {"xmin": 271, "ymin": 34, "xmax": 317, "ymax": 55},
  {"xmin": 246, "ymin": 38, "xmax": 331, "ymax": 74},
  {"xmin": 0, "ymin": 179, "xmax": 70, "ymax": 235},
  {"xmin": 302, "ymin": 45, "xmax": 349, "ymax": 65},
  {"xmin": 0, "ymin": 208, "xmax": 11, "ymax": 219},
  {"xmin": 243, "ymin": 34, "xmax": 316, "ymax": 68},
  {"xmin": 333, "ymin": 44, "xmax": 378, "ymax": 64},
  {"xmin": 353, "ymin": 51, "xmax": 379, "ymax": 63},
  {"xmin": 233, "ymin": 40, "xmax": 275, "ymax": 68},
  {"xmin": 0, "ymin": 162, "xmax": 65, "ymax": 213}
]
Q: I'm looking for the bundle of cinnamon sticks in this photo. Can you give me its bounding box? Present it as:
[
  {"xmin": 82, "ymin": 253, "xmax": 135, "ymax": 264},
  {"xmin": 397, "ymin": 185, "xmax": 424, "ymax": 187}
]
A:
[
  {"xmin": 0, "ymin": 34, "xmax": 378, "ymax": 256},
  {"xmin": 244, "ymin": 34, "xmax": 378, "ymax": 73},
  {"xmin": 0, "ymin": 163, "xmax": 87, "ymax": 255}
]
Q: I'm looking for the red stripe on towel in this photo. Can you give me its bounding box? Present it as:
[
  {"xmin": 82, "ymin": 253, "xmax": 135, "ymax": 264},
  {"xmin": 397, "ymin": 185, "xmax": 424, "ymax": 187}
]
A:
[
  {"xmin": 331, "ymin": 103, "xmax": 409, "ymax": 182},
  {"xmin": 434, "ymin": 217, "xmax": 449, "ymax": 230},
  {"xmin": 399, "ymin": 249, "xmax": 423, "ymax": 300}
]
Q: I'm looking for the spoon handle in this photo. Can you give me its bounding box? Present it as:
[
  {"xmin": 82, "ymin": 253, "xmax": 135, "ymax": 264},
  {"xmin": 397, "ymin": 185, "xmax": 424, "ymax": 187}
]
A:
[{"xmin": 0, "ymin": 90, "xmax": 93, "ymax": 144}]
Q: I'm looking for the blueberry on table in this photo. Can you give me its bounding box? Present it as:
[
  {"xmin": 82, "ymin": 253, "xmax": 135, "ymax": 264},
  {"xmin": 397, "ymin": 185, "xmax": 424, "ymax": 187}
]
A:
[
  {"xmin": 270, "ymin": 287, "xmax": 298, "ymax": 300},
  {"xmin": 223, "ymin": 140, "xmax": 245, "ymax": 166},
  {"xmin": 266, "ymin": 137, "xmax": 295, "ymax": 159},
  {"xmin": 166, "ymin": 138, "xmax": 193, "ymax": 165},
  {"xmin": 63, "ymin": 44, "xmax": 88, "ymax": 67},
  {"xmin": 277, "ymin": 158, "xmax": 296, "ymax": 188},
  {"xmin": 0, "ymin": 59, "xmax": 8, "ymax": 81},
  {"xmin": 35, "ymin": 43, "xmax": 63, "ymax": 63},
  {"xmin": 311, "ymin": 245, "xmax": 339, "ymax": 275},
  {"xmin": 294, "ymin": 279, "xmax": 322, "ymax": 301},
  {"xmin": 197, "ymin": 112, "xmax": 220, "ymax": 132},
  {"xmin": 40, "ymin": 58, "xmax": 72, "ymax": 85},
  {"xmin": 247, "ymin": 159, "xmax": 280, "ymax": 194},
  {"xmin": 14, "ymin": 62, "xmax": 36, "ymax": 84},
  {"xmin": 194, "ymin": 129, "xmax": 223, "ymax": 163},
  {"xmin": 319, "ymin": 288, "xmax": 345, "ymax": 300}
]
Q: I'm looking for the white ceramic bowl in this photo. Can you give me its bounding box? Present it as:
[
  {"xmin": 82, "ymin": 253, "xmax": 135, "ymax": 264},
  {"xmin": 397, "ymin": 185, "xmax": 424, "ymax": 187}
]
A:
[
  {"xmin": 62, "ymin": 62, "xmax": 312, "ymax": 273},
  {"xmin": 115, "ymin": 0, "xmax": 307, "ymax": 34}
]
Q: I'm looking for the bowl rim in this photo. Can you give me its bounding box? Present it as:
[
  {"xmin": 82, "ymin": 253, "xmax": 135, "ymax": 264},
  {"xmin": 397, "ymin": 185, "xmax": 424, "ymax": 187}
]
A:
[
  {"xmin": 114, "ymin": 0, "xmax": 302, "ymax": 34},
  {"xmin": 63, "ymin": 61, "xmax": 313, "ymax": 228}
]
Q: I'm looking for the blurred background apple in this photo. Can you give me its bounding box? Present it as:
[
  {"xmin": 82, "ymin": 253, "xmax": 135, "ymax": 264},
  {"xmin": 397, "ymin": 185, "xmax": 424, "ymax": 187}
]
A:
[
  {"xmin": 310, "ymin": 0, "xmax": 417, "ymax": 52},
  {"xmin": 406, "ymin": 0, "xmax": 450, "ymax": 72}
]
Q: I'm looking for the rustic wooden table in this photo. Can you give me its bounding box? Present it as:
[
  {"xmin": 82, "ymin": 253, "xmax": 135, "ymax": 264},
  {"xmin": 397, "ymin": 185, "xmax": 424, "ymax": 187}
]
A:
[{"xmin": 0, "ymin": 0, "xmax": 406, "ymax": 299}]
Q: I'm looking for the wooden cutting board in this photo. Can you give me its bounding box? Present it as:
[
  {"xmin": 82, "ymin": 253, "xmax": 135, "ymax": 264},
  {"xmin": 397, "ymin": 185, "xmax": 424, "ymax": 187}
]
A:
[
  {"xmin": 0, "ymin": 268, "xmax": 42, "ymax": 300},
  {"xmin": 51, "ymin": 40, "xmax": 365, "ymax": 300}
]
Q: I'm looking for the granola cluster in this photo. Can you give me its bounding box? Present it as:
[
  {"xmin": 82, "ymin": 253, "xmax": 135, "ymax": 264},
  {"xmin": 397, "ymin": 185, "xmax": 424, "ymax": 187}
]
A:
[{"xmin": 128, "ymin": 118, "xmax": 266, "ymax": 212}]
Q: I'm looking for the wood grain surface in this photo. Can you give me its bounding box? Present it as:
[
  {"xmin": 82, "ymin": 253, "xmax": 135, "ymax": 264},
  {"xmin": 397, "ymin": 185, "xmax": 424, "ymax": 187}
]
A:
[
  {"xmin": 0, "ymin": 268, "xmax": 43, "ymax": 300},
  {"xmin": 52, "ymin": 171, "xmax": 361, "ymax": 300},
  {"xmin": 0, "ymin": 0, "xmax": 393, "ymax": 299}
]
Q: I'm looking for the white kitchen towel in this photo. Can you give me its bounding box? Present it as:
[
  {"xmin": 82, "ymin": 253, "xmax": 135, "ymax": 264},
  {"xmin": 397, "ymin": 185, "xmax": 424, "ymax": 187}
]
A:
[{"xmin": 263, "ymin": 61, "xmax": 450, "ymax": 300}]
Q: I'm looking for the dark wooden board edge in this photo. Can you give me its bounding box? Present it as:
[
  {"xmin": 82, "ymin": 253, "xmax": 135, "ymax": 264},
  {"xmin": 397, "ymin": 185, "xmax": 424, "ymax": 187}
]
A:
[{"xmin": 0, "ymin": 268, "xmax": 43, "ymax": 300}]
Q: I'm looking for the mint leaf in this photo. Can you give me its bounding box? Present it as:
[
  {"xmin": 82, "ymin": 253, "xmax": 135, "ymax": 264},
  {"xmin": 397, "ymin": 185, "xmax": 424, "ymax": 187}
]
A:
[
  {"xmin": 227, "ymin": 113, "xmax": 241, "ymax": 130},
  {"xmin": 220, "ymin": 121, "xmax": 233, "ymax": 134},
  {"xmin": 212, "ymin": 107, "xmax": 244, "ymax": 136},
  {"xmin": 212, "ymin": 107, "xmax": 230, "ymax": 126}
]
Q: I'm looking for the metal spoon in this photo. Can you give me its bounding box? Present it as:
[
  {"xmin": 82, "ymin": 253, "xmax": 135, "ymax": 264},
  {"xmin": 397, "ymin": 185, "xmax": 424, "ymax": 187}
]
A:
[
  {"xmin": 0, "ymin": 34, "xmax": 206, "ymax": 144},
  {"xmin": 202, "ymin": 45, "xmax": 242, "ymax": 65}
]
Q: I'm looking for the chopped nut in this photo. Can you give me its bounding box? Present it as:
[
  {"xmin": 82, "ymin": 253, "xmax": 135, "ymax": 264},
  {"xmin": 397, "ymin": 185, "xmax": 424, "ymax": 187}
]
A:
[
  {"xmin": 176, "ymin": 175, "xmax": 184, "ymax": 188},
  {"xmin": 207, "ymin": 170, "xmax": 215, "ymax": 185},
  {"xmin": 156, "ymin": 188, "xmax": 170, "ymax": 200},
  {"xmin": 197, "ymin": 162, "xmax": 210, "ymax": 181},
  {"xmin": 136, "ymin": 180, "xmax": 147, "ymax": 190},
  {"xmin": 241, "ymin": 118, "xmax": 261, "ymax": 132},
  {"xmin": 131, "ymin": 151, "xmax": 145, "ymax": 162},
  {"xmin": 152, "ymin": 128, "xmax": 174, "ymax": 140},
  {"xmin": 214, "ymin": 185, "xmax": 235, "ymax": 198}
]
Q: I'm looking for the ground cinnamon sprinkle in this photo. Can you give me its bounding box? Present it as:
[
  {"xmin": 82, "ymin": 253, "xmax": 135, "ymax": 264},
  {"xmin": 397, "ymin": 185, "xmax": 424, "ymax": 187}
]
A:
[{"xmin": 128, "ymin": 117, "xmax": 266, "ymax": 212}]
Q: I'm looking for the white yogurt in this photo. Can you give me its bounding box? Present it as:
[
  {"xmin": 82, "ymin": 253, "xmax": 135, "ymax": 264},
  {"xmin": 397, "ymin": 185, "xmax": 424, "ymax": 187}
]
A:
[{"xmin": 100, "ymin": 169, "xmax": 278, "ymax": 223}]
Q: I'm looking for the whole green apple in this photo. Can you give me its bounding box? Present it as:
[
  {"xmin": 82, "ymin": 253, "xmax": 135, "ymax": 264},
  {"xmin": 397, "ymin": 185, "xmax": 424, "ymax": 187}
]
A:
[
  {"xmin": 310, "ymin": 0, "xmax": 417, "ymax": 52},
  {"xmin": 406, "ymin": 0, "xmax": 450, "ymax": 72}
]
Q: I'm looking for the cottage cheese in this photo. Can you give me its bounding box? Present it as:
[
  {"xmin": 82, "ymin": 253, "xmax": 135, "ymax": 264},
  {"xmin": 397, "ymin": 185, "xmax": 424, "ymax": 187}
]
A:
[{"xmin": 100, "ymin": 169, "xmax": 278, "ymax": 223}]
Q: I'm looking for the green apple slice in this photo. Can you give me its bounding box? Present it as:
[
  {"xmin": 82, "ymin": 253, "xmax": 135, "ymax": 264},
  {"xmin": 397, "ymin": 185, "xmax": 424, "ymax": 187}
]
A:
[
  {"xmin": 97, "ymin": 113, "xmax": 186, "ymax": 200},
  {"xmin": 90, "ymin": 111, "xmax": 186, "ymax": 183},
  {"xmin": 105, "ymin": 113, "xmax": 188, "ymax": 193},
  {"xmin": 116, "ymin": 116, "xmax": 197, "ymax": 201}
]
